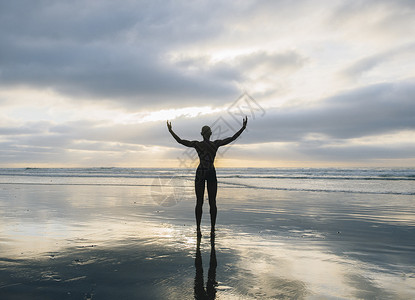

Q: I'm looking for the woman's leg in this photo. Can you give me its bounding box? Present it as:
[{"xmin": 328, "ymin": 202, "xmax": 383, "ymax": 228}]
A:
[
  {"xmin": 195, "ymin": 178, "xmax": 205, "ymax": 236},
  {"xmin": 207, "ymin": 174, "xmax": 217, "ymax": 232}
]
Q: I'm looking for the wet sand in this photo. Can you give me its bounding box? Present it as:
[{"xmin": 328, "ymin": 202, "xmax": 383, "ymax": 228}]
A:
[{"xmin": 1, "ymin": 183, "xmax": 414, "ymax": 299}]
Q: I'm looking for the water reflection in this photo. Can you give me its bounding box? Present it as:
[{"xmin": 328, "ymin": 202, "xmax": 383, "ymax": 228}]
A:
[
  {"xmin": 194, "ymin": 235, "xmax": 217, "ymax": 299},
  {"xmin": 1, "ymin": 183, "xmax": 414, "ymax": 299}
]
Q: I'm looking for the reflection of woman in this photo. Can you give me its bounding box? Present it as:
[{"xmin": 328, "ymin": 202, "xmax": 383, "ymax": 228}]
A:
[
  {"xmin": 194, "ymin": 236, "xmax": 217, "ymax": 299},
  {"xmin": 167, "ymin": 117, "xmax": 247, "ymax": 236}
]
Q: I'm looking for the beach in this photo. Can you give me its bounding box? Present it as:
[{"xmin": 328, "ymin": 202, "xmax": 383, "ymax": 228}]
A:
[{"xmin": 0, "ymin": 168, "xmax": 414, "ymax": 299}]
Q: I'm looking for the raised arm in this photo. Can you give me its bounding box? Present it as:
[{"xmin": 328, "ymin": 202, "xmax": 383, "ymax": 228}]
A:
[
  {"xmin": 167, "ymin": 121, "xmax": 195, "ymax": 147},
  {"xmin": 216, "ymin": 116, "xmax": 247, "ymax": 147}
]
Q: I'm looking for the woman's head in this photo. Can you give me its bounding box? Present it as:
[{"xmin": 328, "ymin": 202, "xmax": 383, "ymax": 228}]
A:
[{"xmin": 201, "ymin": 125, "xmax": 212, "ymax": 139}]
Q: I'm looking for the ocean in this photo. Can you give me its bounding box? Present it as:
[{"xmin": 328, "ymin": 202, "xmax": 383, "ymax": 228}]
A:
[{"xmin": 1, "ymin": 167, "xmax": 414, "ymax": 195}]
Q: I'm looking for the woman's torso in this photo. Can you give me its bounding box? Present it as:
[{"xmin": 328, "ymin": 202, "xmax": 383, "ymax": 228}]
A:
[{"xmin": 194, "ymin": 140, "xmax": 218, "ymax": 169}]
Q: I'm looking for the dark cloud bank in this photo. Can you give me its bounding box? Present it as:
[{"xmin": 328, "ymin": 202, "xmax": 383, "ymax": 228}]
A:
[{"xmin": 0, "ymin": 0, "xmax": 243, "ymax": 108}]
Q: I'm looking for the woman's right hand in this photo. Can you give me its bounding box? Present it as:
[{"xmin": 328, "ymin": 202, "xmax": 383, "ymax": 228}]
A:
[{"xmin": 242, "ymin": 116, "xmax": 248, "ymax": 129}]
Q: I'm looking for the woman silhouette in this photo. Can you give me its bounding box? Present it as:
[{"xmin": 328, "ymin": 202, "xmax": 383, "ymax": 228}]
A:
[{"xmin": 167, "ymin": 116, "xmax": 247, "ymax": 237}]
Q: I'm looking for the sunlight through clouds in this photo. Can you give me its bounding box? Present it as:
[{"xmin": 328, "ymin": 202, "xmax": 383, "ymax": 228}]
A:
[{"xmin": 0, "ymin": 0, "xmax": 414, "ymax": 167}]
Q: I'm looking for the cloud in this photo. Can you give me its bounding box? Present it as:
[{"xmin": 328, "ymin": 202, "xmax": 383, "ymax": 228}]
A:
[
  {"xmin": 244, "ymin": 79, "xmax": 415, "ymax": 143},
  {"xmin": 0, "ymin": 40, "xmax": 237, "ymax": 108},
  {"xmin": 340, "ymin": 43, "xmax": 415, "ymax": 81},
  {"xmin": 1, "ymin": 0, "xmax": 413, "ymax": 110},
  {"xmin": 1, "ymin": 78, "xmax": 414, "ymax": 166},
  {"xmin": 329, "ymin": 0, "xmax": 415, "ymax": 41},
  {"xmin": 0, "ymin": 0, "xmax": 244, "ymax": 108},
  {"xmin": 169, "ymin": 49, "xmax": 308, "ymax": 98},
  {"xmin": 236, "ymin": 51, "xmax": 307, "ymax": 72},
  {"xmin": 1, "ymin": 1, "xmax": 415, "ymax": 166}
]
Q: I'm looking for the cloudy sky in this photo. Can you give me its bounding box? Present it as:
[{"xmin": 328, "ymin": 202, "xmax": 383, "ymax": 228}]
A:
[{"xmin": 1, "ymin": 0, "xmax": 415, "ymax": 168}]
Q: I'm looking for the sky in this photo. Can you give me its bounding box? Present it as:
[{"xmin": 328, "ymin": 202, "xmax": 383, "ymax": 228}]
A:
[{"xmin": 1, "ymin": 0, "xmax": 415, "ymax": 168}]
